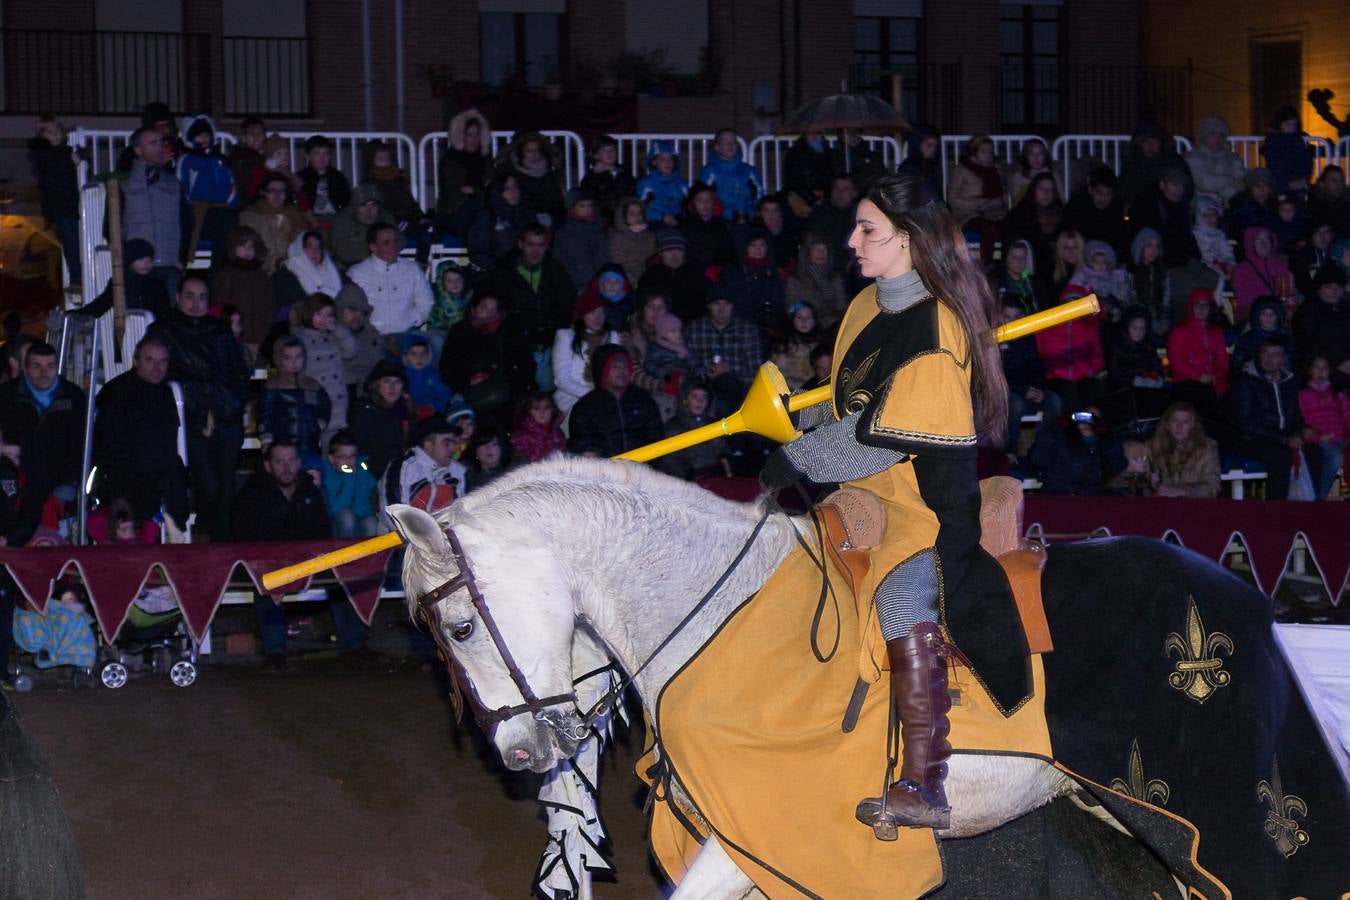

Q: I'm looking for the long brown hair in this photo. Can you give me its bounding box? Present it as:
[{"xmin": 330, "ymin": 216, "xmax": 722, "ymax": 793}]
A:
[
  {"xmin": 1149, "ymin": 401, "xmax": 1210, "ymax": 482},
  {"xmin": 865, "ymin": 172, "xmax": 1009, "ymax": 441}
]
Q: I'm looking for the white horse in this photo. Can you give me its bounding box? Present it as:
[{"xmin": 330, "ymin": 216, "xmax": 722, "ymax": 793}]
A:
[{"xmin": 389, "ymin": 458, "xmax": 1092, "ymax": 898}]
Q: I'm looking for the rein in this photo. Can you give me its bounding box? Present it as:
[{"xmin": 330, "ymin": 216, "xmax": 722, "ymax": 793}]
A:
[{"xmin": 414, "ymin": 505, "xmax": 774, "ymax": 738}]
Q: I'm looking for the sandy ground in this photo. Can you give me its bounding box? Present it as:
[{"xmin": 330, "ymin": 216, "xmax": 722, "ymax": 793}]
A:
[{"xmin": 11, "ymin": 614, "xmax": 667, "ymax": 900}]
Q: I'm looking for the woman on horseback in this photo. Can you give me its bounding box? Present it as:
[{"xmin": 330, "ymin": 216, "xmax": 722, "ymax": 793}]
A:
[{"xmin": 761, "ymin": 172, "xmax": 1029, "ymax": 834}]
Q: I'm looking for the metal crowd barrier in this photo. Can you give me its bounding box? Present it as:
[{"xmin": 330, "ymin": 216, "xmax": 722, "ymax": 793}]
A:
[
  {"xmin": 417, "ymin": 129, "xmax": 586, "ymax": 209},
  {"xmin": 746, "ymin": 134, "xmax": 904, "ymax": 193}
]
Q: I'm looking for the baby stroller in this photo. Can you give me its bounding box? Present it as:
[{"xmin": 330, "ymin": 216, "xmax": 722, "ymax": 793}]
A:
[{"xmin": 97, "ymin": 587, "xmax": 199, "ymax": 690}]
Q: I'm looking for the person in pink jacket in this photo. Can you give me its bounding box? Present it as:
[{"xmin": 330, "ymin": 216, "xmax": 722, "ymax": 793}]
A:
[
  {"xmin": 1034, "ymin": 283, "xmax": 1106, "ymax": 411},
  {"xmin": 1231, "ymin": 226, "xmax": 1292, "ymax": 326},
  {"xmin": 1167, "ymin": 288, "xmax": 1230, "ymax": 425},
  {"xmin": 1298, "ymin": 355, "xmax": 1350, "ymax": 498}
]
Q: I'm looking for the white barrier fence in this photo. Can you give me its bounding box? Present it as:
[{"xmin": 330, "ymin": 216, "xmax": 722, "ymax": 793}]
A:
[
  {"xmin": 746, "ymin": 134, "xmax": 903, "ymax": 194},
  {"xmin": 417, "ymin": 130, "xmax": 587, "ymax": 209}
]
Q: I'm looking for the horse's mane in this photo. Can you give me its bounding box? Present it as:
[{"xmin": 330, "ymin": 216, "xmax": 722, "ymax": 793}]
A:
[{"xmin": 439, "ymin": 456, "xmax": 769, "ymax": 531}]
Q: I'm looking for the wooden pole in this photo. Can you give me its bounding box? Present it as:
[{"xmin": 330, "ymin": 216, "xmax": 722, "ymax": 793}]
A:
[{"xmin": 104, "ymin": 178, "xmax": 127, "ymax": 364}]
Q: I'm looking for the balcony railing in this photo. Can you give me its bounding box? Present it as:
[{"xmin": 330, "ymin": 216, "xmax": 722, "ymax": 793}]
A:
[
  {"xmin": 0, "ymin": 29, "xmax": 309, "ymax": 117},
  {"xmin": 987, "ymin": 63, "xmax": 1193, "ymax": 136}
]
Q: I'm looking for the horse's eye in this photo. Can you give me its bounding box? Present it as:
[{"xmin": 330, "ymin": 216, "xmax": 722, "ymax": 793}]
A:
[{"xmin": 451, "ymin": 621, "xmax": 474, "ymax": 642}]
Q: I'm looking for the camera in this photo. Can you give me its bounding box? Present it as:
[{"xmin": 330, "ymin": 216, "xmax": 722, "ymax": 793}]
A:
[{"xmin": 1071, "ymin": 411, "xmax": 1094, "ymax": 424}]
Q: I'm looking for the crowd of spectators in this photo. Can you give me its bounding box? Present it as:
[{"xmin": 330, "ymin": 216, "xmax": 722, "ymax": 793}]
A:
[{"xmin": 12, "ymin": 103, "xmax": 1350, "ymax": 567}]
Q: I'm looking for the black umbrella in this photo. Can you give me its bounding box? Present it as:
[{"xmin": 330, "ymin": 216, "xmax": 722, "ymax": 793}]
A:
[{"xmin": 775, "ymin": 92, "xmax": 910, "ymax": 172}]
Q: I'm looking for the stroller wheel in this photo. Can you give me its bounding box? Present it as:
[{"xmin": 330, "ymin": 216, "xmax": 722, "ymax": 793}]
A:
[
  {"xmin": 100, "ymin": 661, "xmax": 129, "ymax": 689},
  {"xmin": 151, "ymin": 647, "xmax": 173, "ymax": 675},
  {"xmin": 72, "ymin": 669, "xmax": 93, "ymax": 690},
  {"xmin": 169, "ymin": 660, "xmax": 197, "ymax": 688}
]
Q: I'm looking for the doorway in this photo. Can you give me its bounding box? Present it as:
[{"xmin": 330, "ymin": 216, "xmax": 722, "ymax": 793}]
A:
[{"xmin": 1250, "ymin": 36, "xmax": 1302, "ymax": 131}]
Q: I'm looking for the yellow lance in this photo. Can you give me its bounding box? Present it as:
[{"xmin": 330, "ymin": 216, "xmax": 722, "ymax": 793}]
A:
[{"xmin": 260, "ymin": 295, "xmax": 1099, "ymax": 591}]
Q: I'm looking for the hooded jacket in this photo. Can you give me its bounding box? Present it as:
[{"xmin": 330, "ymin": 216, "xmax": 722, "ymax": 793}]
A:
[
  {"xmin": 230, "ymin": 470, "xmax": 331, "ymax": 542},
  {"xmin": 1062, "ymin": 185, "xmax": 1131, "ymax": 257},
  {"xmin": 347, "ymin": 359, "xmax": 411, "ymax": 478},
  {"xmin": 327, "ymin": 185, "xmax": 397, "ymax": 268},
  {"xmin": 551, "ymin": 315, "xmax": 622, "ymax": 417},
  {"xmin": 0, "ymin": 376, "xmax": 87, "ymax": 543},
  {"xmin": 210, "ymin": 227, "xmax": 278, "ymax": 344},
  {"xmin": 1231, "ymin": 226, "xmax": 1291, "ymax": 324},
  {"xmin": 284, "ymin": 232, "xmax": 343, "ymax": 297},
  {"xmin": 146, "ymin": 305, "xmax": 250, "ymax": 428},
  {"xmin": 429, "ymin": 260, "xmax": 473, "ymax": 331},
  {"xmin": 1184, "ymin": 118, "xmax": 1246, "ymax": 204},
  {"xmin": 1128, "ymin": 228, "xmax": 1171, "ymax": 337},
  {"xmin": 607, "ymin": 198, "xmax": 657, "ymax": 285},
  {"xmin": 93, "ymin": 367, "xmax": 189, "ymax": 524},
  {"xmin": 718, "ymin": 228, "xmax": 785, "ymax": 330},
  {"xmin": 579, "ymin": 162, "xmax": 636, "ymax": 220},
  {"xmin": 1119, "ymin": 123, "xmax": 1186, "ymax": 209},
  {"xmin": 476, "ymin": 247, "xmax": 576, "ymax": 349},
  {"xmin": 1262, "ymin": 128, "xmax": 1313, "ymax": 194},
  {"xmin": 1191, "ymin": 196, "xmax": 1235, "ymax": 268},
  {"xmin": 1299, "ymin": 380, "xmax": 1350, "ymax": 442},
  {"xmin": 636, "ymin": 141, "xmax": 691, "ymax": 223},
  {"xmin": 298, "ymin": 164, "xmax": 352, "ymax": 219},
  {"xmin": 178, "ymin": 115, "xmax": 237, "ymax": 206},
  {"xmin": 896, "ymin": 127, "xmax": 943, "ymax": 201},
  {"xmin": 1291, "ymin": 281, "xmax": 1350, "ymax": 380},
  {"xmin": 1033, "ymin": 285, "xmax": 1106, "ymax": 382},
  {"xmin": 589, "ymin": 264, "xmax": 634, "ymax": 334},
  {"xmin": 680, "ymin": 190, "xmax": 736, "ymax": 273},
  {"xmin": 1230, "ymin": 359, "xmax": 1301, "ymax": 443},
  {"xmin": 697, "ymin": 147, "xmax": 764, "ymax": 220},
  {"xmin": 1229, "ymin": 295, "xmax": 1289, "ymax": 377},
  {"xmin": 27, "ymin": 133, "xmax": 79, "ymax": 220},
  {"xmin": 1129, "ymin": 183, "xmax": 1199, "ymax": 265},
  {"xmin": 1106, "ymin": 305, "xmax": 1166, "ymax": 391},
  {"xmin": 552, "ymin": 203, "xmax": 609, "ymax": 292},
  {"xmin": 292, "ymin": 324, "xmax": 348, "ymax": 435},
  {"xmin": 239, "ymin": 195, "xmax": 309, "ymax": 273},
  {"xmin": 496, "ymin": 131, "xmax": 565, "ymax": 224},
  {"xmin": 565, "ymin": 345, "xmax": 664, "ymax": 457},
  {"xmin": 1166, "ymin": 291, "xmax": 1230, "ymax": 395},
  {"xmin": 467, "ymin": 180, "xmax": 542, "ymax": 270},
  {"xmin": 1070, "ymin": 240, "xmax": 1132, "ymax": 313},
  {"xmin": 786, "ymin": 237, "xmax": 848, "ymax": 328},
  {"xmin": 782, "ymin": 133, "xmax": 835, "ymax": 199},
  {"xmin": 437, "ymin": 109, "xmax": 493, "ymax": 214},
  {"xmin": 656, "ymin": 379, "xmax": 729, "ymax": 479}
]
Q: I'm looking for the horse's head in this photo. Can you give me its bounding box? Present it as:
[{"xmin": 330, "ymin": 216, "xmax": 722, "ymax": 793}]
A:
[{"xmin": 389, "ymin": 503, "xmax": 583, "ymax": 773}]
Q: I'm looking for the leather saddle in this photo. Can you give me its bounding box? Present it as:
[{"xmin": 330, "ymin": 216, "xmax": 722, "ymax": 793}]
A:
[{"xmin": 816, "ymin": 476, "xmax": 1053, "ymax": 656}]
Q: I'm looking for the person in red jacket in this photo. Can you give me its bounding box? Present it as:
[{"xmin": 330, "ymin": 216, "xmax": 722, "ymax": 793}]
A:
[
  {"xmin": 1033, "ymin": 283, "xmax": 1106, "ymax": 412},
  {"xmin": 1167, "ymin": 287, "xmax": 1230, "ymax": 427}
]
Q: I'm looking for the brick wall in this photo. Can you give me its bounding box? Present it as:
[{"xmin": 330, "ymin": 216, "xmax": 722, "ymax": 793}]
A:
[
  {"xmin": 926, "ymin": 0, "xmax": 1001, "ymax": 134},
  {"xmin": 4, "ymin": 0, "xmax": 94, "ymax": 30}
]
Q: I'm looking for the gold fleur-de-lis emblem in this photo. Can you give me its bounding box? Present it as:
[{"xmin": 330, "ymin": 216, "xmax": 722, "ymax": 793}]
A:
[
  {"xmin": 1163, "ymin": 596, "xmax": 1233, "ymax": 704},
  {"xmin": 1110, "ymin": 739, "xmax": 1170, "ymax": 805},
  {"xmin": 1257, "ymin": 756, "xmax": 1309, "ymax": 858},
  {"xmin": 838, "ymin": 349, "xmax": 878, "ymax": 415}
]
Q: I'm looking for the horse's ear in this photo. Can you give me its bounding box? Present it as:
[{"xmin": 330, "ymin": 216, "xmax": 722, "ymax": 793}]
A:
[{"xmin": 388, "ymin": 504, "xmax": 451, "ymax": 559}]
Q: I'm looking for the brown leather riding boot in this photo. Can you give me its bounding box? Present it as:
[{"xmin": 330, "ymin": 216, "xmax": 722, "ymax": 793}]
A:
[{"xmin": 855, "ymin": 622, "xmax": 953, "ymax": 837}]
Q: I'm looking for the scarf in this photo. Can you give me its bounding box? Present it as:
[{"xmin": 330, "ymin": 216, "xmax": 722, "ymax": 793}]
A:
[
  {"xmin": 961, "ymin": 160, "xmax": 1003, "ymax": 199},
  {"xmin": 369, "ymin": 164, "xmax": 402, "ymax": 181},
  {"xmin": 515, "ymin": 156, "xmax": 551, "ymax": 179},
  {"xmin": 24, "ymin": 377, "xmax": 59, "ymax": 412}
]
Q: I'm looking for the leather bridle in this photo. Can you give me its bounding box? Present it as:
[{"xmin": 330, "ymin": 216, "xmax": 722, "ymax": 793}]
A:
[
  {"xmin": 414, "ymin": 526, "xmax": 581, "ymax": 735},
  {"xmin": 414, "ymin": 506, "xmax": 773, "ymax": 741}
]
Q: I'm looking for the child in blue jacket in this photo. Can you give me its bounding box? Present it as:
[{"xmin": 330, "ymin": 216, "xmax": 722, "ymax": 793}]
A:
[
  {"xmin": 697, "ymin": 129, "xmax": 763, "ymax": 221},
  {"xmin": 636, "ymin": 140, "xmax": 689, "ymax": 225},
  {"xmin": 321, "ymin": 431, "xmax": 378, "ymax": 538}
]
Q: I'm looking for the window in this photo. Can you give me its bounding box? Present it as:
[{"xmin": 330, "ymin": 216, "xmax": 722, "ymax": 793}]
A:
[
  {"xmin": 480, "ymin": 11, "xmax": 564, "ymax": 88},
  {"xmin": 853, "ymin": 16, "xmax": 921, "ymax": 121},
  {"xmin": 999, "ymin": 2, "xmax": 1061, "ymax": 130}
]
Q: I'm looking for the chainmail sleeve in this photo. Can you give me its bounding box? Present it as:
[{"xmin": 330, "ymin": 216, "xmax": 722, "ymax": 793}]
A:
[{"xmin": 780, "ymin": 412, "xmax": 908, "ymax": 484}]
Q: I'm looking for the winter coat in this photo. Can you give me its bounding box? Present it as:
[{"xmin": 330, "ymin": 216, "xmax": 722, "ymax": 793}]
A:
[
  {"xmin": 438, "ymin": 317, "xmax": 535, "ymax": 414},
  {"xmin": 1000, "ymin": 333, "xmax": 1047, "ymax": 397},
  {"xmin": 147, "ymin": 307, "xmax": 250, "ymax": 428},
  {"xmin": 230, "ymin": 471, "xmax": 331, "ymax": 542},
  {"xmin": 436, "ymin": 109, "xmax": 493, "ymax": 215},
  {"xmin": 429, "ymin": 260, "xmax": 472, "ymax": 332},
  {"xmin": 1299, "ymin": 382, "xmax": 1350, "ymax": 442},
  {"xmin": 1308, "ymin": 183, "xmax": 1350, "ymax": 236},
  {"xmin": 1106, "ymin": 315, "xmax": 1166, "ymax": 391},
  {"xmin": 783, "ymin": 135, "xmax": 835, "ymax": 200},
  {"xmin": 80, "ymin": 263, "xmax": 171, "ymax": 321},
  {"xmin": 1192, "ymin": 197, "xmax": 1235, "ymax": 270},
  {"xmin": 321, "ymin": 457, "xmax": 377, "ymax": 519},
  {"xmin": 123, "ymin": 159, "xmax": 188, "ymax": 267},
  {"xmin": 0, "ymin": 377, "xmax": 87, "ymax": 542},
  {"xmin": 476, "ymin": 251, "xmax": 576, "ymax": 349},
  {"xmin": 347, "ymin": 256, "xmax": 434, "ymax": 334},
  {"xmin": 496, "ymin": 131, "xmax": 566, "ymax": 224},
  {"xmin": 1003, "ymin": 202, "xmax": 1064, "ymax": 277},
  {"xmin": 1152, "ymin": 438, "xmax": 1221, "ymax": 498},
  {"xmin": 1230, "ymin": 295, "xmax": 1289, "ymax": 377},
  {"xmin": 1034, "ymin": 301, "xmax": 1105, "ymax": 383},
  {"xmin": 327, "ymin": 204, "xmax": 396, "ymax": 269},
  {"xmin": 656, "ymin": 381, "xmax": 729, "ymax": 479},
  {"xmin": 92, "ymin": 369, "xmax": 188, "ymax": 523},
  {"xmin": 298, "ymin": 166, "xmax": 352, "ymax": 218},
  {"xmin": 1261, "ymin": 132, "xmax": 1313, "ymax": 193},
  {"xmin": 1128, "ymin": 228, "xmax": 1172, "ymax": 337},
  {"xmin": 607, "ymin": 199, "xmax": 658, "ymax": 284},
  {"xmin": 1231, "ymin": 227, "xmax": 1291, "ymax": 324},
  {"xmin": 895, "ymin": 127, "xmax": 943, "ymax": 202},
  {"xmin": 698, "ymin": 150, "xmax": 765, "ymax": 221},
  {"xmin": 1119, "ymin": 133, "xmax": 1185, "ymax": 210},
  {"xmin": 1229, "ymin": 361, "xmax": 1301, "ymax": 443},
  {"xmin": 283, "ymin": 233, "xmax": 343, "ymax": 297},
  {"xmin": 1028, "ymin": 427, "xmax": 1104, "ymax": 496},
  {"xmin": 378, "ymin": 445, "xmax": 467, "ymax": 515},
  {"xmin": 1185, "ymin": 119, "xmax": 1245, "ymax": 204},
  {"xmin": 947, "ymin": 160, "xmax": 1005, "ymax": 225},
  {"xmin": 552, "ymin": 326, "xmax": 622, "ymax": 415},
  {"xmin": 1224, "ymin": 190, "xmax": 1280, "ymax": 240},
  {"xmin": 1070, "ymin": 241, "xmax": 1133, "ymax": 316},
  {"xmin": 680, "ymin": 211, "xmax": 736, "ymax": 274},
  {"xmin": 467, "ymin": 184, "xmax": 542, "ymax": 270},
  {"xmin": 293, "ymin": 325, "xmax": 348, "ymax": 434},
  {"xmin": 367, "ymin": 169, "xmax": 424, "ymax": 225},
  {"xmin": 239, "ymin": 199, "xmax": 309, "ymax": 273},
  {"xmin": 719, "ymin": 260, "xmax": 785, "ymax": 330},
  {"xmin": 402, "ymin": 361, "xmax": 455, "ymax": 415},
  {"xmin": 805, "ymin": 202, "xmax": 857, "ymax": 271},
  {"xmin": 347, "ymin": 394, "xmax": 410, "ymax": 482},
  {"xmin": 210, "ymin": 257, "xmax": 277, "ymax": 344},
  {"xmin": 27, "ymin": 137, "xmax": 79, "ymax": 220},
  {"xmin": 785, "ymin": 242, "xmax": 848, "ymax": 328},
  {"xmin": 1291, "ymin": 243, "xmax": 1332, "ymax": 302},
  {"xmin": 552, "ymin": 216, "xmax": 609, "ymax": 292},
  {"xmin": 1130, "ymin": 190, "xmax": 1199, "ymax": 264},
  {"xmin": 637, "ymin": 170, "xmax": 691, "ymax": 224},
  {"xmin": 510, "ymin": 415, "xmax": 567, "ymax": 463},
  {"xmin": 258, "ymin": 375, "xmax": 332, "ymax": 454},
  {"xmin": 771, "ymin": 335, "xmax": 815, "ymax": 391},
  {"xmin": 637, "ymin": 262, "xmax": 712, "ymax": 323},
  {"xmin": 1062, "ymin": 190, "xmax": 1131, "ymax": 258},
  {"xmin": 579, "ymin": 168, "xmax": 636, "ymax": 220},
  {"xmin": 178, "ymin": 135, "xmax": 237, "ymax": 206},
  {"xmin": 1166, "ymin": 293, "xmax": 1230, "ymax": 395},
  {"xmin": 565, "ymin": 345, "xmax": 664, "ymax": 457},
  {"xmin": 1291, "ymin": 291, "xmax": 1350, "ymax": 382},
  {"xmin": 333, "ymin": 322, "xmax": 384, "ymax": 388}
]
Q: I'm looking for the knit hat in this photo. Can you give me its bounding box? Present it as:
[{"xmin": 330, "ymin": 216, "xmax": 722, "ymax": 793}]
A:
[
  {"xmin": 335, "ymin": 283, "xmax": 373, "ymax": 312},
  {"xmin": 656, "ymin": 228, "xmax": 687, "ymax": 252},
  {"xmin": 123, "ymin": 238, "xmax": 155, "ymax": 264},
  {"xmin": 1245, "ymin": 168, "xmax": 1275, "ymax": 189},
  {"xmin": 444, "ymin": 399, "xmax": 476, "ymax": 425},
  {"xmin": 363, "ymin": 358, "xmax": 406, "ymax": 390},
  {"xmin": 572, "ymin": 291, "xmax": 605, "ymax": 321}
]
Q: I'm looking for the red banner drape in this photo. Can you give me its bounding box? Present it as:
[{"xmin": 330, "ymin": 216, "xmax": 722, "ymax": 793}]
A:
[{"xmin": 0, "ymin": 541, "xmax": 392, "ymax": 643}]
